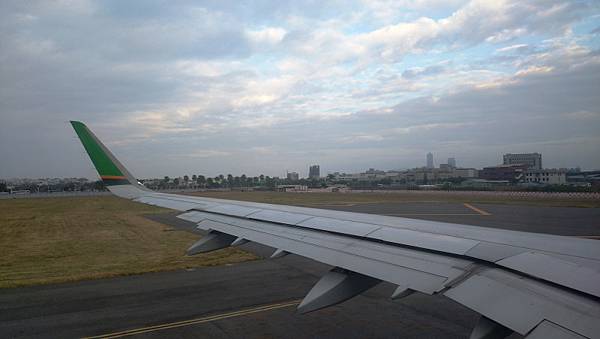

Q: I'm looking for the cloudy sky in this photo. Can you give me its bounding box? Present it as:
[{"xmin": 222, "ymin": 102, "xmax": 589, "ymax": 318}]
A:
[{"xmin": 1, "ymin": 0, "xmax": 599, "ymax": 179}]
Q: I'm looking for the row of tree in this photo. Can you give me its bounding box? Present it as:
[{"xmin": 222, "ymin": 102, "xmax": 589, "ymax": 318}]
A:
[
  {"xmin": 0, "ymin": 180, "xmax": 105, "ymax": 193},
  {"xmin": 144, "ymin": 174, "xmax": 474, "ymax": 190},
  {"xmin": 145, "ymin": 174, "xmax": 334, "ymax": 190}
]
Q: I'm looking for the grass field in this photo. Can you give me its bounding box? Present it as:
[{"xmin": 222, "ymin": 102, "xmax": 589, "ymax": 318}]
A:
[
  {"xmin": 2, "ymin": 190, "xmax": 596, "ymax": 288},
  {"xmin": 186, "ymin": 190, "xmax": 600, "ymax": 208},
  {"xmin": 0, "ymin": 196, "xmax": 256, "ymax": 288}
]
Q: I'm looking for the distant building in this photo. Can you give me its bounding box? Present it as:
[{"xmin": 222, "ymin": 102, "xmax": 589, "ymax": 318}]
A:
[
  {"xmin": 503, "ymin": 153, "xmax": 542, "ymax": 170},
  {"xmin": 452, "ymin": 168, "xmax": 477, "ymax": 178},
  {"xmin": 277, "ymin": 184, "xmax": 307, "ymax": 192},
  {"xmin": 308, "ymin": 165, "xmax": 320, "ymax": 179},
  {"xmin": 524, "ymin": 169, "xmax": 566, "ymax": 185},
  {"xmin": 333, "ymin": 167, "xmax": 478, "ymax": 184},
  {"xmin": 566, "ymin": 170, "xmax": 600, "ymax": 187},
  {"xmin": 426, "ymin": 152, "xmax": 434, "ymax": 169},
  {"xmin": 447, "ymin": 157, "xmax": 456, "ymax": 168},
  {"xmin": 286, "ymin": 171, "xmax": 299, "ymax": 181},
  {"xmin": 365, "ymin": 168, "xmax": 385, "ymax": 174},
  {"xmin": 479, "ymin": 164, "xmax": 527, "ymax": 182}
]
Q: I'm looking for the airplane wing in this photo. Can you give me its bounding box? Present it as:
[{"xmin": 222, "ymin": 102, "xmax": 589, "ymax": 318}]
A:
[{"xmin": 71, "ymin": 121, "xmax": 600, "ymax": 339}]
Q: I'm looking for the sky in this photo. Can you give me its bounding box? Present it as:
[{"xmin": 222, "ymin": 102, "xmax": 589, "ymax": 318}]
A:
[{"xmin": 1, "ymin": 0, "xmax": 599, "ymax": 179}]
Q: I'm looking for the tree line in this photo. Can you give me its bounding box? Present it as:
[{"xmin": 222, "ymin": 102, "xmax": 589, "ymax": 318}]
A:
[{"xmin": 145, "ymin": 174, "xmax": 336, "ymax": 190}]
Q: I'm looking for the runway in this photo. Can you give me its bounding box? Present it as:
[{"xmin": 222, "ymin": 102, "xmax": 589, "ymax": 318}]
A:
[
  {"xmin": 317, "ymin": 201, "xmax": 600, "ymax": 236},
  {"xmin": 1, "ymin": 201, "xmax": 598, "ymax": 338}
]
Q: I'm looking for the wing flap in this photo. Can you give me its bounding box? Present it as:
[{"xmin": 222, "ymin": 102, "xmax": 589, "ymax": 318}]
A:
[
  {"xmin": 183, "ymin": 209, "xmax": 600, "ymax": 338},
  {"xmin": 497, "ymin": 252, "xmax": 600, "ymax": 298},
  {"xmin": 525, "ymin": 321, "xmax": 587, "ymax": 339},
  {"xmin": 367, "ymin": 226, "xmax": 479, "ymax": 255},
  {"xmin": 444, "ymin": 268, "xmax": 600, "ymax": 338},
  {"xmin": 169, "ymin": 197, "xmax": 600, "ymax": 298},
  {"xmin": 189, "ymin": 211, "xmax": 474, "ymax": 295},
  {"xmin": 297, "ymin": 217, "xmax": 380, "ymax": 237},
  {"xmin": 246, "ymin": 209, "xmax": 314, "ymax": 225},
  {"xmin": 205, "ymin": 204, "xmax": 261, "ymax": 217}
]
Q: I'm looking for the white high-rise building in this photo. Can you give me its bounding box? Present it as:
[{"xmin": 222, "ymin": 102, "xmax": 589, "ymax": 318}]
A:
[
  {"xmin": 309, "ymin": 165, "xmax": 320, "ymax": 179},
  {"xmin": 447, "ymin": 157, "xmax": 456, "ymax": 168},
  {"xmin": 426, "ymin": 152, "xmax": 434, "ymax": 169}
]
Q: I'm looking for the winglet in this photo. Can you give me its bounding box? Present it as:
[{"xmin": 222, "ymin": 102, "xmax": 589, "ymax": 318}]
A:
[{"xmin": 70, "ymin": 121, "xmax": 142, "ymax": 190}]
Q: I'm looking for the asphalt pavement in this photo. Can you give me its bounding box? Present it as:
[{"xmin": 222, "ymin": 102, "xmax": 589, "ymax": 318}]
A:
[{"xmin": 1, "ymin": 201, "xmax": 598, "ymax": 338}]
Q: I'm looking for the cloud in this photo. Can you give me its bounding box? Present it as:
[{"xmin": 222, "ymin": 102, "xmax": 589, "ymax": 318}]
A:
[
  {"xmin": 562, "ymin": 111, "xmax": 600, "ymax": 119},
  {"xmin": 1, "ymin": 0, "xmax": 599, "ymax": 178},
  {"xmin": 247, "ymin": 27, "xmax": 288, "ymax": 46},
  {"xmin": 514, "ymin": 65, "xmax": 554, "ymax": 77},
  {"xmin": 402, "ymin": 64, "xmax": 447, "ymax": 78},
  {"xmin": 173, "ymin": 150, "xmax": 232, "ymax": 158},
  {"xmin": 496, "ymin": 44, "xmax": 529, "ymax": 53}
]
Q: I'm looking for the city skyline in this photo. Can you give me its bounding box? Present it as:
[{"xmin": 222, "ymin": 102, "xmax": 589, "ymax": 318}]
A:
[
  {"xmin": 2, "ymin": 150, "xmax": 590, "ymax": 182},
  {"xmin": 1, "ymin": 1, "xmax": 599, "ymax": 179}
]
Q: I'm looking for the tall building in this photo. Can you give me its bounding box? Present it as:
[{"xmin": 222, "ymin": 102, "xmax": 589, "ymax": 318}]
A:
[
  {"xmin": 426, "ymin": 152, "xmax": 434, "ymax": 169},
  {"xmin": 447, "ymin": 157, "xmax": 456, "ymax": 168},
  {"xmin": 286, "ymin": 171, "xmax": 299, "ymax": 181},
  {"xmin": 308, "ymin": 165, "xmax": 320, "ymax": 179},
  {"xmin": 503, "ymin": 153, "xmax": 542, "ymax": 170}
]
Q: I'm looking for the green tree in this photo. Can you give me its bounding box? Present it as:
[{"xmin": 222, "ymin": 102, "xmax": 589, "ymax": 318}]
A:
[
  {"xmin": 265, "ymin": 176, "xmax": 275, "ymax": 188},
  {"xmin": 197, "ymin": 175, "xmax": 206, "ymax": 187},
  {"xmin": 94, "ymin": 180, "xmax": 106, "ymax": 191},
  {"xmin": 380, "ymin": 177, "xmax": 392, "ymax": 185}
]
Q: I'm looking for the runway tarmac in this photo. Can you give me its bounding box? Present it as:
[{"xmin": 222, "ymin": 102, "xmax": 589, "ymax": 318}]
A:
[
  {"xmin": 1, "ymin": 201, "xmax": 598, "ymax": 338},
  {"xmin": 318, "ymin": 201, "xmax": 600, "ymax": 236}
]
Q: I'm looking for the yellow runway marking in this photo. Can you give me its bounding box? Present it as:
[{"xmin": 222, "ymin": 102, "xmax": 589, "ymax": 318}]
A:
[
  {"xmin": 463, "ymin": 203, "xmax": 492, "ymax": 216},
  {"xmin": 82, "ymin": 299, "xmax": 301, "ymax": 339}
]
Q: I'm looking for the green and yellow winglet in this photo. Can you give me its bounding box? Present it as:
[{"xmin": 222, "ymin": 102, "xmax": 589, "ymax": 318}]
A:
[{"xmin": 70, "ymin": 121, "xmax": 147, "ymax": 195}]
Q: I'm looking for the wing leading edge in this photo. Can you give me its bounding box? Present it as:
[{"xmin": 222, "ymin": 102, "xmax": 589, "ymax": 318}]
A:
[{"xmin": 71, "ymin": 121, "xmax": 600, "ymax": 339}]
